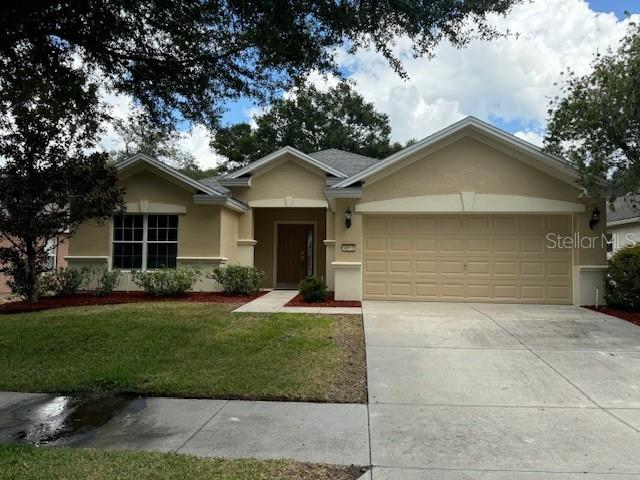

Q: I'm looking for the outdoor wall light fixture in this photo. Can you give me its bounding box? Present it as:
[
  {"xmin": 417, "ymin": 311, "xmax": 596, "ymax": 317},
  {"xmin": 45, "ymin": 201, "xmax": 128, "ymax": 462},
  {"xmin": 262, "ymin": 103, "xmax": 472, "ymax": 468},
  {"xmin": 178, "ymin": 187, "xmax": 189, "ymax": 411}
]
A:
[
  {"xmin": 589, "ymin": 207, "xmax": 601, "ymax": 230},
  {"xmin": 345, "ymin": 206, "xmax": 352, "ymax": 229}
]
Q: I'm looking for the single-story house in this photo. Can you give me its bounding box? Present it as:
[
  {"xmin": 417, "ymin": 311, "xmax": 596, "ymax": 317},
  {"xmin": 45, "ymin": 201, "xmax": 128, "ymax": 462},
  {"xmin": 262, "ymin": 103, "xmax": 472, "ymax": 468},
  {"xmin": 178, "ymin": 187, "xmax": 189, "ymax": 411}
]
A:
[
  {"xmin": 607, "ymin": 195, "xmax": 640, "ymax": 256},
  {"xmin": 0, "ymin": 236, "xmax": 68, "ymax": 295},
  {"xmin": 66, "ymin": 116, "xmax": 607, "ymax": 305}
]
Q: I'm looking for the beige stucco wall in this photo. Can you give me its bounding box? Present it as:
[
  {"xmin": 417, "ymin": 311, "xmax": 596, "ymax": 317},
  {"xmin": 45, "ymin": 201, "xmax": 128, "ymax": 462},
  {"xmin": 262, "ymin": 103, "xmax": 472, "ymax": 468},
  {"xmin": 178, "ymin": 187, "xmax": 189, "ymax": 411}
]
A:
[
  {"xmin": 253, "ymin": 208, "xmax": 327, "ymax": 288},
  {"xmin": 362, "ymin": 136, "xmax": 582, "ymax": 203},
  {"xmin": 231, "ymin": 155, "xmax": 327, "ymax": 204},
  {"xmin": 219, "ymin": 208, "xmax": 239, "ymax": 261}
]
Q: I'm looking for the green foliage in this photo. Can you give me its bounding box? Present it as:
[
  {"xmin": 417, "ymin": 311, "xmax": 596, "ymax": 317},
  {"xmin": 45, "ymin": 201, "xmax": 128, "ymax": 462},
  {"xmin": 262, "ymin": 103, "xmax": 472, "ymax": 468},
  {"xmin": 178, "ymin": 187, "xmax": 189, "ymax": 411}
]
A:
[
  {"xmin": 213, "ymin": 82, "xmax": 405, "ymax": 172},
  {"xmin": 605, "ymin": 244, "xmax": 640, "ymax": 309},
  {"xmin": 132, "ymin": 268, "xmax": 201, "ymax": 296},
  {"xmin": 298, "ymin": 276, "xmax": 329, "ymax": 303},
  {"xmin": 40, "ymin": 268, "xmax": 90, "ymax": 297},
  {"xmin": 545, "ymin": 23, "xmax": 640, "ymax": 196},
  {"xmin": 1, "ymin": 2, "xmax": 515, "ymax": 130},
  {"xmin": 93, "ymin": 269, "xmax": 122, "ymax": 297},
  {"xmin": 212, "ymin": 265, "xmax": 265, "ymax": 295}
]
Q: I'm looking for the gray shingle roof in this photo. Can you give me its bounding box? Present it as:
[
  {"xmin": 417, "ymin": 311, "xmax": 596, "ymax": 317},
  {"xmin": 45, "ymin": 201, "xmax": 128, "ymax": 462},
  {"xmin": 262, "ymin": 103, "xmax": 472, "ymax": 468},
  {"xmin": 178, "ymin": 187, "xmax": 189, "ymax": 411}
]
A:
[
  {"xmin": 307, "ymin": 149, "xmax": 381, "ymax": 177},
  {"xmin": 197, "ymin": 176, "xmax": 229, "ymax": 195},
  {"xmin": 608, "ymin": 195, "xmax": 640, "ymax": 223}
]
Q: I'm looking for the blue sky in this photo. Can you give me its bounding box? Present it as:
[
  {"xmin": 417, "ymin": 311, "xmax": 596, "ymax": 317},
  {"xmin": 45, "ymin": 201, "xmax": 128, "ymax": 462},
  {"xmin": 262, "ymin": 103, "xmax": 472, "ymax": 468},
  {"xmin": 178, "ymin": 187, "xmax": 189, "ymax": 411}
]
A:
[
  {"xmin": 220, "ymin": 0, "xmax": 639, "ymax": 133},
  {"xmin": 588, "ymin": 0, "xmax": 639, "ymax": 18},
  {"xmin": 102, "ymin": 0, "xmax": 640, "ymax": 168}
]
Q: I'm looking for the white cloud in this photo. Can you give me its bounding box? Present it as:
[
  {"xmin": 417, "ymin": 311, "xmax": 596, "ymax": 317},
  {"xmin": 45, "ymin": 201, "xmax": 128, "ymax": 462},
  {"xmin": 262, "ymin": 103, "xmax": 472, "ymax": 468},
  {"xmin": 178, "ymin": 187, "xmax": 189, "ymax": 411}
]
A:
[
  {"xmin": 329, "ymin": 0, "xmax": 638, "ymax": 143},
  {"xmin": 177, "ymin": 125, "xmax": 225, "ymax": 170},
  {"xmin": 98, "ymin": 91, "xmax": 225, "ymax": 170},
  {"xmin": 514, "ymin": 129, "xmax": 545, "ymax": 147}
]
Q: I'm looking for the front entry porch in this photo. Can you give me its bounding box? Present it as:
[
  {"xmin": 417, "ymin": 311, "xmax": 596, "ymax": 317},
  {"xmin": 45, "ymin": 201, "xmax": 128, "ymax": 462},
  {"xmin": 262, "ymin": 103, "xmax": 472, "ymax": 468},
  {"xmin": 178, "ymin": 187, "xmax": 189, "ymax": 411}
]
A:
[{"xmin": 252, "ymin": 208, "xmax": 329, "ymax": 289}]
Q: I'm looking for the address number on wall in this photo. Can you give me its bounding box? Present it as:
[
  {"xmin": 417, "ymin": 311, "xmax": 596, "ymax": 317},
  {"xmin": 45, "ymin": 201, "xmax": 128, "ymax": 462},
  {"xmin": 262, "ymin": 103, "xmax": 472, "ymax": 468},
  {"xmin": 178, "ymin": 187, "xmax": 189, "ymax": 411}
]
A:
[{"xmin": 341, "ymin": 243, "xmax": 356, "ymax": 253}]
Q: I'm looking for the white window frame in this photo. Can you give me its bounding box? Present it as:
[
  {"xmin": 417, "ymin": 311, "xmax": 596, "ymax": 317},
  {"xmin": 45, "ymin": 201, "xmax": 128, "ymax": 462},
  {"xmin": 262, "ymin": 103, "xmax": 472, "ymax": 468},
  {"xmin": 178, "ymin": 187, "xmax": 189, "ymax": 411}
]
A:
[
  {"xmin": 112, "ymin": 214, "xmax": 178, "ymax": 270},
  {"xmin": 45, "ymin": 237, "xmax": 57, "ymax": 271}
]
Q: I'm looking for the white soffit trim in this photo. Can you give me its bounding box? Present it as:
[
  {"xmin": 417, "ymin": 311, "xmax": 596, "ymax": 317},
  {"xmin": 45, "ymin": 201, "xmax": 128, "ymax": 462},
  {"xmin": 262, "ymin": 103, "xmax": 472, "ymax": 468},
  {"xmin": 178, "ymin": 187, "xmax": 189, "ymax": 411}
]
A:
[
  {"xmin": 225, "ymin": 146, "xmax": 347, "ymax": 179},
  {"xmin": 355, "ymin": 193, "xmax": 586, "ymax": 213},
  {"xmin": 248, "ymin": 198, "xmax": 328, "ymax": 208},
  {"xmin": 192, "ymin": 194, "xmax": 248, "ymax": 212},
  {"xmin": 117, "ymin": 153, "xmax": 222, "ymax": 196},
  {"xmin": 332, "ymin": 116, "xmax": 578, "ymax": 188}
]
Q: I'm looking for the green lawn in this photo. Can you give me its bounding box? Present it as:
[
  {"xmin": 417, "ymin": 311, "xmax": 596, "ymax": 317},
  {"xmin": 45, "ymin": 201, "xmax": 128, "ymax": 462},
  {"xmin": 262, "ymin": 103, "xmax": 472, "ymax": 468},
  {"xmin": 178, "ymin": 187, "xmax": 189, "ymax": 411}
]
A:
[
  {"xmin": 0, "ymin": 445, "xmax": 366, "ymax": 480},
  {"xmin": 0, "ymin": 303, "xmax": 366, "ymax": 403}
]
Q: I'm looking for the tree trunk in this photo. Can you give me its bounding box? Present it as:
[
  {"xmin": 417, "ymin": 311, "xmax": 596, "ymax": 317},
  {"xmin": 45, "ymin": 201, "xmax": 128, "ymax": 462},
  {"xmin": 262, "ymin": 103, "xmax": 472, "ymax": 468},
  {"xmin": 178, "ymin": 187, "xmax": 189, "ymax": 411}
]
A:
[{"xmin": 25, "ymin": 240, "xmax": 39, "ymax": 304}]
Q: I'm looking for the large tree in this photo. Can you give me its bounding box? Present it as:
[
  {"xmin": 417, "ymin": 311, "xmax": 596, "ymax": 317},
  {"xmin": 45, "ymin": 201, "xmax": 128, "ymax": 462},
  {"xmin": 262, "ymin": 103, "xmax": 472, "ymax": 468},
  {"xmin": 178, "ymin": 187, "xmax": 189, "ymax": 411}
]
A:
[
  {"xmin": 545, "ymin": 23, "xmax": 640, "ymax": 197},
  {"xmin": 213, "ymin": 82, "xmax": 405, "ymax": 171},
  {"xmin": 2, "ymin": 1, "xmax": 518, "ymax": 131},
  {"xmin": 0, "ymin": 47, "xmax": 122, "ymax": 302}
]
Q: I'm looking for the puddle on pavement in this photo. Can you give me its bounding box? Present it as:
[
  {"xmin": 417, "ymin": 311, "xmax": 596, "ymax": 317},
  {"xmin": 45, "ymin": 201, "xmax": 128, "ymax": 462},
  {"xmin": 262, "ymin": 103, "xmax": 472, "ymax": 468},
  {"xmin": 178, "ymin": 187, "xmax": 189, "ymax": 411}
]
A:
[{"xmin": 10, "ymin": 394, "xmax": 145, "ymax": 446}]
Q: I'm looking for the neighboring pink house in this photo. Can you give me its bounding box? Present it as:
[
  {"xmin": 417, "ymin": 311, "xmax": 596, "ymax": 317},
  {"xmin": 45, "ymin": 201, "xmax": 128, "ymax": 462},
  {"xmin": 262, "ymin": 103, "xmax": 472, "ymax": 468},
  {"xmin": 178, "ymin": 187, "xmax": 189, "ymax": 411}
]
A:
[{"xmin": 0, "ymin": 236, "xmax": 68, "ymax": 295}]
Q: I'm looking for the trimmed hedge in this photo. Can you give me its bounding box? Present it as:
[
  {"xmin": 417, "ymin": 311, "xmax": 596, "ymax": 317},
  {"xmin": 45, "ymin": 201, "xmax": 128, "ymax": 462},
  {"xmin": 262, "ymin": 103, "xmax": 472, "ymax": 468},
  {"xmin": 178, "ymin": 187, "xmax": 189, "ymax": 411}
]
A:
[
  {"xmin": 298, "ymin": 276, "xmax": 329, "ymax": 303},
  {"xmin": 211, "ymin": 265, "xmax": 265, "ymax": 295},
  {"xmin": 132, "ymin": 268, "xmax": 201, "ymax": 296}
]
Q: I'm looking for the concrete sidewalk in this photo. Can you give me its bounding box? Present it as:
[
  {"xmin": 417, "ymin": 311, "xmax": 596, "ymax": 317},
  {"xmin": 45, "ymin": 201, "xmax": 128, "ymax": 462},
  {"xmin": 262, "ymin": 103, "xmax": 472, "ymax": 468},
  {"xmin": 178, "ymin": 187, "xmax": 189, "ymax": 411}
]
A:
[
  {"xmin": 233, "ymin": 289, "xmax": 362, "ymax": 315},
  {"xmin": 0, "ymin": 392, "xmax": 370, "ymax": 467}
]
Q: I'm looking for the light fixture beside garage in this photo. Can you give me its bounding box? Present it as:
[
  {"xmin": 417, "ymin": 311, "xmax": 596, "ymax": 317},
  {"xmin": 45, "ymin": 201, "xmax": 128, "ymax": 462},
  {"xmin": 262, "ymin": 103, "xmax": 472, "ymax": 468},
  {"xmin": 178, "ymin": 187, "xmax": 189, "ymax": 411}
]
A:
[
  {"xmin": 589, "ymin": 207, "xmax": 601, "ymax": 230},
  {"xmin": 345, "ymin": 206, "xmax": 352, "ymax": 229}
]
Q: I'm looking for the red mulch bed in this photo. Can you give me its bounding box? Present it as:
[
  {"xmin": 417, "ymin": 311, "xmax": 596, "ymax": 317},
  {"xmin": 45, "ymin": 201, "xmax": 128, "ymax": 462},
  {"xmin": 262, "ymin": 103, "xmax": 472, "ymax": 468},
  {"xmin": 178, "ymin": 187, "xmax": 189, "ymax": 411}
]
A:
[
  {"xmin": 285, "ymin": 292, "xmax": 361, "ymax": 308},
  {"xmin": 585, "ymin": 305, "xmax": 640, "ymax": 327},
  {"xmin": 0, "ymin": 290, "xmax": 269, "ymax": 315}
]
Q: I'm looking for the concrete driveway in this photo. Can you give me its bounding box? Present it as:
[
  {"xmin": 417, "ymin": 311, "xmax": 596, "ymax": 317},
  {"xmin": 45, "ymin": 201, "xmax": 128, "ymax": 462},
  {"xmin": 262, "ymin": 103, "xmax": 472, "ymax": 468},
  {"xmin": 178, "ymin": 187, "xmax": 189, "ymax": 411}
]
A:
[{"xmin": 363, "ymin": 301, "xmax": 640, "ymax": 479}]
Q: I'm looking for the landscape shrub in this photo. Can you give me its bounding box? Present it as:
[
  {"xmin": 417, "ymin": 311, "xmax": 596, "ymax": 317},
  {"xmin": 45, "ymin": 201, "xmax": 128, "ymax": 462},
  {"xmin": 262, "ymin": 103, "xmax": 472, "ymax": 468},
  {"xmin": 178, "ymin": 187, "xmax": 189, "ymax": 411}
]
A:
[
  {"xmin": 298, "ymin": 276, "xmax": 329, "ymax": 303},
  {"xmin": 93, "ymin": 269, "xmax": 122, "ymax": 297},
  {"xmin": 132, "ymin": 268, "xmax": 201, "ymax": 296},
  {"xmin": 211, "ymin": 264, "xmax": 265, "ymax": 295},
  {"xmin": 606, "ymin": 244, "xmax": 640, "ymax": 309},
  {"xmin": 40, "ymin": 268, "xmax": 90, "ymax": 297}
]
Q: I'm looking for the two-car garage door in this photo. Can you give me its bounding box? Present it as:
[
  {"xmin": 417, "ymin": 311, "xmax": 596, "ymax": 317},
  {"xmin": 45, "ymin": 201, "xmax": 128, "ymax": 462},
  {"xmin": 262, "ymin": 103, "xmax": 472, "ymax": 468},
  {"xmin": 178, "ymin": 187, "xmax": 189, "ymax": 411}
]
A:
[{"xmin": 363, "ymin": 214, "xmax": 573, "ymax": 304}]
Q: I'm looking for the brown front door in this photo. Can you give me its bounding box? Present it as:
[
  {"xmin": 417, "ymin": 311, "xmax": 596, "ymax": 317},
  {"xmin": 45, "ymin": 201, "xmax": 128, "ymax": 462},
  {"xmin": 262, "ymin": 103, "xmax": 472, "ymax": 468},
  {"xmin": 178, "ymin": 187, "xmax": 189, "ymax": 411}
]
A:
[{"xmin": 276, "ymin": 223, "xmax": 314, "ymax": 287}]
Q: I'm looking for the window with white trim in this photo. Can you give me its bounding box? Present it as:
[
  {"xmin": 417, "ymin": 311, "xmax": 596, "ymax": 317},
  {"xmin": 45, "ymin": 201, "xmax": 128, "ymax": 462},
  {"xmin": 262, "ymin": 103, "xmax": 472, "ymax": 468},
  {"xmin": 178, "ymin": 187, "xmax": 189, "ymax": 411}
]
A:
[
  {"xmin": 112, "ymin": 214, "xmax": 178, "ymax": 269},
  {"xmin": 45, "ymin": 238, "xmax": 57, "ymax": 271}
]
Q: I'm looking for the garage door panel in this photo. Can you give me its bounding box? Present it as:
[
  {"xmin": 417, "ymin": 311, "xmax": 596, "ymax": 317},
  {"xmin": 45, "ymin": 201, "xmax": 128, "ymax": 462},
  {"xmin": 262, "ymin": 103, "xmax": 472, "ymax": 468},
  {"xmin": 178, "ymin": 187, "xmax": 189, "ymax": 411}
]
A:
[
  {"xmin": 415, "ymin": 260, "xmax": 438, "ymax": 274},
  {"xmin": 363, "ymin": 214, "xmax": 572, "ymax": 304},
  {"xmin": 467, "ymin": 238, "xmax": 492, "ymax": 253},
  {"xmin": 364, "ymin": 281, "xmax": 386, "ymax": 297},
  {"xmin": 466, "ymin": 216, "xmax": 492, "ymax": 232},
  {"xmin": 390, "ymin": 260, "xmax": 412, "ymax": 273},
  {"xmin": 415, "ymin": 238, "xmax": 438, "ymax": 252},
  {"xmin": 365, "ymin": 237, "xmax": 386, "ymax": 252},
  {"xmin": 415, "ymin": 282, "xmax": 438, "ymax": 297},
  {"xmin": 440, "ymin": 238, "xmax": 465, "ymax": 252},
  {"xmin": 494, "ymin": 262, "xmax": 517, "ymax": 275},
  {"xmin": 494, "ymin": 238, "xmax": 518, "ymax": 254},
  {"xmin": 389, "ymin": 282, "xmax": 412, "ymax": 296},
  {"xmin": 365, "ymin": 259, "xmax": 387, "ymax": 273},
  {"xmin": 390, "ymin": 237, "xmax": 411, "ymax": 252},
  {"xmin": 467, "ymin": 284, "xmax": 491, "ymax": 299},
  {"xmin": 467, "ymin": 261, "xmax": 491, "ymax": 275},
  {"xmin": 441, "ymin": 283, "xmax": 465, "ymax": 298}
]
